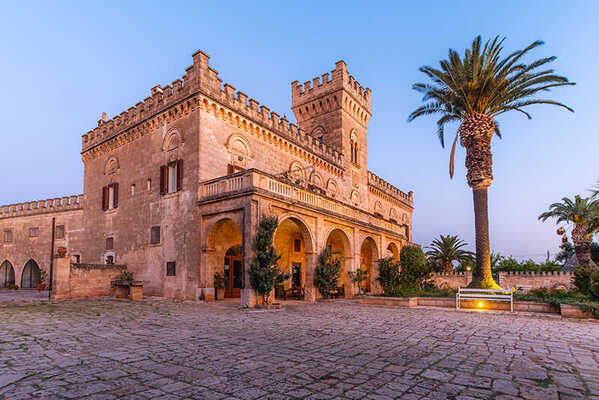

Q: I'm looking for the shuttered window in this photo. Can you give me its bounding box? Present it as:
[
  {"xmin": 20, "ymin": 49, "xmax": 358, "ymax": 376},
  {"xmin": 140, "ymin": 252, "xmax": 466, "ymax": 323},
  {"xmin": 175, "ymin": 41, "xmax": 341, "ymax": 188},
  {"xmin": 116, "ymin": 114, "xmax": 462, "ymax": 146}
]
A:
[
  {"xmin": 166, "ymin": 262, "xmax": 176, "ymax": 276},
  {"xmin": 56, "ymin": 225, "xmax": 65, "ymax": 239},
  {"xmin": 102, "ymin": 183, "xmax": 119, "ymax": 210},
  {"xmin": 150, "ymin": 226, "xmax": 161, "ymax": 244},
  {"xmin": 160, "ymin": 160, "xmax": 183, "ymax": 195}
]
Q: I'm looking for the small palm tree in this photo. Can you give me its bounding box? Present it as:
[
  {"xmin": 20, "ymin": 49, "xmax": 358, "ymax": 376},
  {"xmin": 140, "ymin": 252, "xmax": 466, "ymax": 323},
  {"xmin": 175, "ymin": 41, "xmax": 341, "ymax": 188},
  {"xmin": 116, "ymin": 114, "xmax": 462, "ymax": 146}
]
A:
[
  {"xmin": 409, "ymin": 36, "xmax": 574, "ymax": 288},
  {"xmin": 426, "ymin": 235, "xmax": 474, "ymax": 273},
  {"xmin": 539, "ymin": 195, "xmax": 599, "ymax": 267}
]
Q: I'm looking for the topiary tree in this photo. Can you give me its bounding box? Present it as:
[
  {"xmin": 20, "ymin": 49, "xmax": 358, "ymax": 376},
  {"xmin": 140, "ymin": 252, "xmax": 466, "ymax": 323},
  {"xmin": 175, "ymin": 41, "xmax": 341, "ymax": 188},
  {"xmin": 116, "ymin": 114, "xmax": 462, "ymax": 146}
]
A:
[
  {"xmin": 399, "ymin": 246, "xmax": 431, "ymax": 289},
  {"xmin": 376, "ymin": 257, "xmax": 401, "ymax": 295},
  {"xmin": 248, "ymin": 216, "xmax": 288, "ymax": 304},
  {"xmin": 314, "ymin": 247, "xmax": 342, "ymax": 299}
]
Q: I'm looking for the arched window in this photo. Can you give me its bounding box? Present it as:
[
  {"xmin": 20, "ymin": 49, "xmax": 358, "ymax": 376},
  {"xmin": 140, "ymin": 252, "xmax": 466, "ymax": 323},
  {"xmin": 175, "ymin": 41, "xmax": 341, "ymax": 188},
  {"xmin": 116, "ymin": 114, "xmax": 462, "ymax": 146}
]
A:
[
  {"xmin": 350, "ymin": 131, "xmax": 359, "ymax": 165},
  {"xmin": 0, "ymin": 260, "xmax": 15, "ymax": 288},
  {"xmin": 21, "ymin": 259, "xmax": 41, "ymax": 289}
]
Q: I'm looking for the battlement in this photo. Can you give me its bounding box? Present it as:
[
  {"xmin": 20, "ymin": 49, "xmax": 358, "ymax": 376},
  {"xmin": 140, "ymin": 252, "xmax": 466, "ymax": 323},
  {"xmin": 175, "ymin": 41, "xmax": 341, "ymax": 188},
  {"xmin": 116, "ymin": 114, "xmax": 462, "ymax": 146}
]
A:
[
  {"xmin": 500, "ymin": 270, "xmax": 572, "ymax": 276},
  {"xmin": 0, "ymin": 195, "xmax": 83, "ymax": 219},
  {"xmin": 81, "ymin": 50, "xmax": 343, "ymax": 167},
  {"xmin": 368, "ymin": 171, "xmax": 413, "ymax": 207},
  {"xmin": 291, "ymin": 60, "xmax": 371, "ymax": 112}
]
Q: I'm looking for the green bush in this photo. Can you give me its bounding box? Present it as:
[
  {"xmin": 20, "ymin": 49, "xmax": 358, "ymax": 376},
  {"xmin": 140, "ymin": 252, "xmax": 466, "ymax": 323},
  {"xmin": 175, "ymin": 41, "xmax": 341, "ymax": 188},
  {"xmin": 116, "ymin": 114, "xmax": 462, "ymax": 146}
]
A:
[
  {"xmin": 399, "ymin": 246, "xmax": 431, "ymax": 289},
  {"xmin": 376, "ymin": 257, "xmax": 401, "ymax": 295},
  {"xmin": 572, "ymin": 265, "xmax": 599, "ymax": 296},
  {"xmin": 314, "ymin": 247, "xmax": 342, "ymax": 299},
  {"xmin": 248, "ymin": 216, "xmax": 288, "ymax": 304},
  {"xmin": 494, "ymin": 256, "xmax": 561, "ymax": 272}
]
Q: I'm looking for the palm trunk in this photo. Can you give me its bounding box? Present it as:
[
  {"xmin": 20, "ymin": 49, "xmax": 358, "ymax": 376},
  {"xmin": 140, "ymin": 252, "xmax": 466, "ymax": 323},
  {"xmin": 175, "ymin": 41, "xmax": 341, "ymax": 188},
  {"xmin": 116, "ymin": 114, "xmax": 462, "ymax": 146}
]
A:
[
  {"xmin": 460, "ymin": 113, "xmax": 500, "ymax": 289},
  {"xmin": 469, "ymin": 187, "xmax": 498, "ymax": 288},
  {"xmin": 441, "ymin": 260, "xmax": 452, "ymax": 273},
  {"xmin": 572, "ymin": 224, "xmax": 592, "ymax": 266}
]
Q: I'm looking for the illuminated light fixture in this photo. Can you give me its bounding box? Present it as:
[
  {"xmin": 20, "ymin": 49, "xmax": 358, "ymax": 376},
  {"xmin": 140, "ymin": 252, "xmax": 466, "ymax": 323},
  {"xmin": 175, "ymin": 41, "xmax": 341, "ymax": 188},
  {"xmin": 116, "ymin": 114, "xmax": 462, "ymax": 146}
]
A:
[{"xmin": 477, "ymin": 301, "xmax": 484, "ymax": 308}]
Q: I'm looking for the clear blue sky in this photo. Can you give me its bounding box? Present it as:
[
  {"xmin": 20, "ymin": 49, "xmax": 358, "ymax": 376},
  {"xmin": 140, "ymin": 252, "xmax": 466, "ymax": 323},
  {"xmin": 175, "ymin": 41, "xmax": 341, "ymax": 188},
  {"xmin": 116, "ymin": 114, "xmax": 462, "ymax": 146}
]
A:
[{"xmin": 1, "ymin": 1, "xmax": 597, "ymax": 261}]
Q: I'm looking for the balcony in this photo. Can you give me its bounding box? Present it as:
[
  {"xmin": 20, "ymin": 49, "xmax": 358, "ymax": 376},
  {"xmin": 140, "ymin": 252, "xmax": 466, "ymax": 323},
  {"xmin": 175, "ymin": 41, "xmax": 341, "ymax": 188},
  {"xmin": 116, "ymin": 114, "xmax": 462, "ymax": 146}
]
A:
[{"xmin": 199, "ymin": 169, "xmax": 406, "ymax": 237}]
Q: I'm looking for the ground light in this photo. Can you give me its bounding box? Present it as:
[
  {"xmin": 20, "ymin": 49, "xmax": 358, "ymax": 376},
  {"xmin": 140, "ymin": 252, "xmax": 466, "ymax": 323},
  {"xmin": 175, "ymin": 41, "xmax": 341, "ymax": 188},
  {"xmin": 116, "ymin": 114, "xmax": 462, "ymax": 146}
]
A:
[{"xmin": 477, "ymin": 301, "xmax": 484, "ymax": 308}]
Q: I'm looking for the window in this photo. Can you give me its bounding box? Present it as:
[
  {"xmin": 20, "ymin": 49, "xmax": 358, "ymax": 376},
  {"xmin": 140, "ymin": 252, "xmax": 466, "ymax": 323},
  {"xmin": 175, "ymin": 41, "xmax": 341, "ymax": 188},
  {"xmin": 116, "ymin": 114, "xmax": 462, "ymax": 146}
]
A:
[
  {"xmin": 160, "ymin": 160, "xmax": 183, "ymax": 195},
  {"xmin": 29, "ymin": 227, "xmax": 39, "ymax": 237},
  {"xmin": 105, "ymin": 255, "xmax": 114, "ymax": 264},
  {"xmin": 350, "ymin": 139, "xmax": 359, "ymax": 164},
  {"xmin": 102, "ymin": 183, "xmax": 119, "ymax": 210},
  {"xmin": 147, "ymin": 178, "xmax": 152, "ymax": 192},
  {"xmin": 294, "ymin": 239, "xmax": 301, "ymax": 252},
  {"xmin": 166, "ymin": 262, "xmax": 176, "ymax": 276},
  {"xmin": 56, "ymin": 225, "xmax": 65, "ymax": 239},
  {"xmin": 227, "ymin": 164, "xmax": 244, "ymax": 175},
  {"xmin": 105, "ymin": 237, "xmax": 114, "ymax": 250},
  {"xmin": 130, "ymin": 184, "xmax": 136, "ymax": 196},
  {"xmin": 4, "ymin": 230, "xmax": 13, "ymax": 243},
  {"xmin": 150, "ymin": 226, "xmax": 161, "ymax": 244}
]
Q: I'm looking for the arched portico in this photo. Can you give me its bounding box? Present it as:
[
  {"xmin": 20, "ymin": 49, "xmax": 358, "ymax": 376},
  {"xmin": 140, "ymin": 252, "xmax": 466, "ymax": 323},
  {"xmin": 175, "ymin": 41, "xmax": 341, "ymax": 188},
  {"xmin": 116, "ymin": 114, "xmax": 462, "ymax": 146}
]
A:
[
  {"xmin": 360, "ymin": 237, "xmax": 379, "ymax": 293},
  {"xmin": 325, "ymin": 228, "xmax": 352, "ymax": 297},
  {"xmin": 273, "ymin": 215, "xmax": 315, "ymax": 301},
  {"xmin": 205, "ymin": 218, "xmax": 243, "ymax": 299},
  {"xmin": 21, "ymin": 259, "xmax": 41, "ymax": 289},
  {"xmin": 0, "ymin": 260, "xmax": 15, "ymax": 288}
]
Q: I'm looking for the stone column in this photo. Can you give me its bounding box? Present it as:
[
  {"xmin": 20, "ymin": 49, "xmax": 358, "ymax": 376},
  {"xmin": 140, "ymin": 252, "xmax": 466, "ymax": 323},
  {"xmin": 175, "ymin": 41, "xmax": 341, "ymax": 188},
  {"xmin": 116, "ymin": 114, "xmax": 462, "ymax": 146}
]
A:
[
  {"xmin": 304, "ymin": 251, "xmax": 316, "ymax": 302},
  {"xmin": 241, "ymin": 200, "xmax": 257, "ymax": 307}
]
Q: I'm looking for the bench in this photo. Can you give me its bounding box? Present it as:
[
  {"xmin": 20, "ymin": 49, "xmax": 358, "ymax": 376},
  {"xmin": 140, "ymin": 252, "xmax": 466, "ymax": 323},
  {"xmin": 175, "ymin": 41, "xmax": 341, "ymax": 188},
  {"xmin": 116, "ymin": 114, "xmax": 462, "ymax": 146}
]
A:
[{"xmin": 456, "ymin": 288, "xmax": 513, "ymax": 312}]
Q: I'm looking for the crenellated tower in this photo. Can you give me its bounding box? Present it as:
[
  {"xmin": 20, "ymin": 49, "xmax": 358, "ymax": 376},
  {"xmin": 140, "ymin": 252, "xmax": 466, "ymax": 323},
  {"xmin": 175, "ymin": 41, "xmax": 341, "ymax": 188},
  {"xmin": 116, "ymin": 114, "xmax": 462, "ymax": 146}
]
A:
[{"xmin": 291, "ymin": 61, "xmax": 372, "ymax": 205}]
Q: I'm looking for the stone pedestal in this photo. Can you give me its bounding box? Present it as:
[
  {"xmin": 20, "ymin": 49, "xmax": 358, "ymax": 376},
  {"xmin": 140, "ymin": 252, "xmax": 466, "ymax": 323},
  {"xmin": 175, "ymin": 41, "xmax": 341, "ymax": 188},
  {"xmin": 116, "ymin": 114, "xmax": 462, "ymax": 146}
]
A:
[
  {"xmin": 114, "ymin": 285, "xmax": 129, "ymax": 299},
  {"xmin": 129, "ymin": 285, "xmax": 143, "ymax": 301}
]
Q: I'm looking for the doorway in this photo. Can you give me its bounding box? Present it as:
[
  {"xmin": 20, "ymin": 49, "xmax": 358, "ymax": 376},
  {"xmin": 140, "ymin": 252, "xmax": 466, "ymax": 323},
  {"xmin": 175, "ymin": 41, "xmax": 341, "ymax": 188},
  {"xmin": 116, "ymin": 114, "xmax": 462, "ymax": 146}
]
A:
[{"xmin": 224, "ymin": 245, "xmax": 242, "ymax": 298}]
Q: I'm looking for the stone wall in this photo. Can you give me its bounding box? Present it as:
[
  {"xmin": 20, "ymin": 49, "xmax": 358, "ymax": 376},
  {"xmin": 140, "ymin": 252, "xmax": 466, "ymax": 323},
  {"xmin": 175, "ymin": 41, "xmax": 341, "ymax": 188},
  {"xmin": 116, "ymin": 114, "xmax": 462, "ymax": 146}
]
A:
[
  {"xmin": 52, "ymin": 257, "xmax": 126, "ymax": 300},
  {"xmin": 431, "ymin": 271, "xmax": 573, "ymax": 290}
]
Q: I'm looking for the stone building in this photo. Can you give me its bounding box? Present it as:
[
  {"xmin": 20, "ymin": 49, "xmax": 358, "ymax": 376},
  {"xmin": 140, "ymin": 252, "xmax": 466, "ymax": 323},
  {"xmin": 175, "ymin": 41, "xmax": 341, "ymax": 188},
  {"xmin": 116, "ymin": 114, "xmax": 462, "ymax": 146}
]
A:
[{"xmin": 0, "ymin": 50, "xmax": 414, "ymax": 306}]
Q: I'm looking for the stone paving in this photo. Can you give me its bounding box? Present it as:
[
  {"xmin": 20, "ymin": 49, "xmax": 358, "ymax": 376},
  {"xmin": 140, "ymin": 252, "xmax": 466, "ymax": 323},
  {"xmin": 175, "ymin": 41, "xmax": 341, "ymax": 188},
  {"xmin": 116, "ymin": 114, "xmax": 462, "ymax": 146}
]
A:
[{"xmin": 1, "ymin": 298, "xmax": 598, "ymax": 400}]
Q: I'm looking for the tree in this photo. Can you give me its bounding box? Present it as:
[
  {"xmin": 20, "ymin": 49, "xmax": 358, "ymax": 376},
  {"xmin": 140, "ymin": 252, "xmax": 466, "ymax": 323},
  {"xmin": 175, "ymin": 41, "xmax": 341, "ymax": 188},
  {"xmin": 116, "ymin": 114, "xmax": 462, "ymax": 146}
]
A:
[
  {"xmin": 314, "ymin": 247, "xmax": 342, "ymax": 299},
  {"xmin": 426, "ymin": 234, "xmax": 474, "ymax": 273},
  {"xmin": 347, "ymin": 268, "xmax": 369, "ymax": 295},
  {"xmin": 399, "ymin": 246, "xmax": 431, "ymax": 289},
  {"xmin": 409, "ymin": 36, "xmax": 574, "ymax": 288},
  {"xmin": 376, "ymin": 257, "xmax": 401, "ymax": 295},
  {"xmin": 539, "ymin": 195, "xmax": 599, "ymax": 267},
  {"xmin": 555, "ymin": 241, "xmax": 574, "ymax": 264},
  {"xmin": 248, "ymin": 216, "xmax": 288, "ymax": 304}
]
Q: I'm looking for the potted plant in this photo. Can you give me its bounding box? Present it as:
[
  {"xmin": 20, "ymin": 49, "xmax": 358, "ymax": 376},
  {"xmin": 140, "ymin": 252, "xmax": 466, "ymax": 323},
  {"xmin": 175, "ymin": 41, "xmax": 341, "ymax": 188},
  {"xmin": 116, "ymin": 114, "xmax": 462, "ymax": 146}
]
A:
[
  {"xmin": 56, "ymin": 247, "xmax": 67, "ymax": 257},
  {"xmin": 348, "ymin": 268, "xmax": 369, "ymax": 296},
  {"xmin": 37, "ymin": 270, "xmax": 48, "ymax": 291},
  {"xmin": 214, "ymin": 272, "xmax": 227, "ymax": 300}
]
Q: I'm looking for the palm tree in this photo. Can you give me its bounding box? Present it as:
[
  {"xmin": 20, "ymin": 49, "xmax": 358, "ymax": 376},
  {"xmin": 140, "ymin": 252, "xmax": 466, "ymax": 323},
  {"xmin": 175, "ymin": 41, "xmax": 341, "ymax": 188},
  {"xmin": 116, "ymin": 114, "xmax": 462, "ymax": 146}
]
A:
[
  {"xmin": 539, "ymin": 195, "xmax": 599, "ymax": 267},
  {"xmin": 426, "ymin": 235, "xmax": 474, "ymax": 273},
  {"xmin": 409, "ymin": 36, "xmax": 574, "ymax": 288}
]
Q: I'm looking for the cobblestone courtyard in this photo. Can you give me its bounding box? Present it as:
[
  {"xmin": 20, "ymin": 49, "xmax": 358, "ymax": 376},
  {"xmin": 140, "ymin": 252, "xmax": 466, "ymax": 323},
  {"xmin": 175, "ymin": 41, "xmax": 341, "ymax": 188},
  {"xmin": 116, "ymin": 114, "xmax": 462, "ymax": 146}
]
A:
[{"xmin": 1, "ymin": 298, "xmax": 598, "ymax": 400}]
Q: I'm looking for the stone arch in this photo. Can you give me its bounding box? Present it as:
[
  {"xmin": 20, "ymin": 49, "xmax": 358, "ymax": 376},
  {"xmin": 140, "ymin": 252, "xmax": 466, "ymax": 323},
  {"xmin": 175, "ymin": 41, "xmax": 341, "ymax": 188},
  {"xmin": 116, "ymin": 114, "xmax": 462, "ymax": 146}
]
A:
[
  {"xmin": 0, "ymin": 260, "xmax": 15, "ymax": 288},
  {"xmin": 351, "ymin": 189, "xmax": 361, "ymax": 205},
  {"xmin": 162, "ymin": 128, "xmax": 183, "ymax": 152},
  {"xmin": 205, "ymin": 218, "xmax": 243, "ymax": 299},
  {"xmin": 274, "ymin": 215, "xmax": 315, "ymax": 301},
  {"xmin": 386, "ymin": 242, "xmax": 400, "ymax": 262},
  {"xmin": 309, "ymin": 171, "xmax": 323, "ymax": 188},
  {"xmin": 374, "ymin": 201, "xmax": 383, "ymax": 216},
  {"xmin": 288, "ymin": 161, "xmax": 305, "ymax": 183},
  {"xmin": 360, "ymin": 237, "xmax": 379, "ymax": 293},
  {"xmin": 311, "ymin": 126, "xmax": 326, "ymax": 139},
  {"xmin": 325, "ymin": 227, "xmax": 352, "ymax": 296},
  {"xmin": 21, "ymin": 259, "xmax": 41, "ymax": 289},
  {"xmin": 389, "ymin": 208, "xmax": 398, "ymax": 222},
  {"xmin": 104, "ymin": 156, "xmax": 119, "ymax": 175},
  {"xmin": 327, "ymin": 178, "xmax": 338, "ymax": 198}
]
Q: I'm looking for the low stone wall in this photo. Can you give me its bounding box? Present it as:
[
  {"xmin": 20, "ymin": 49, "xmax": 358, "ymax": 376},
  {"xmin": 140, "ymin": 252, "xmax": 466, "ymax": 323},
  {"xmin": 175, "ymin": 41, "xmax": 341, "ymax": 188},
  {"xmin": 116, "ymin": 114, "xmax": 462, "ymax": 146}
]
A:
[
  {"xmin": 431, "ymin": 271, "xmax": 573, "ymax": 291},
  {"xmin": 357, "ymin": 296, "xmax": 559, "ymax": 314},
  {"xmin": 52, "ymin": 257, "xmax": 126, "ymax": 300}
]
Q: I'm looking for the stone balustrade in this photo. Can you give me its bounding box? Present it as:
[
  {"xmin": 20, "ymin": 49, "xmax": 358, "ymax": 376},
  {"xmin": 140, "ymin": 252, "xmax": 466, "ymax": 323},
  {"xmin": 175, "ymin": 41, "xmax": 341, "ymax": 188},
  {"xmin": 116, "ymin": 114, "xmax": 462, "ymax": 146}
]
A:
[{"xmin": 199, "ymin": 169, "xmax": 406, "ymax": 236}]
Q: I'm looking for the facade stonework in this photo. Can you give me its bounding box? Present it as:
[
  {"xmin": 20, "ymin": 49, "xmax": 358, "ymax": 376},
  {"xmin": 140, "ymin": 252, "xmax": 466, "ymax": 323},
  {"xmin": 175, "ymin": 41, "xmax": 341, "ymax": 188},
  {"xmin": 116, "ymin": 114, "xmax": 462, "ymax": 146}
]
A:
[{"xmin": 0, "ymin": 50, "xmax": 414, "ymax": 306}]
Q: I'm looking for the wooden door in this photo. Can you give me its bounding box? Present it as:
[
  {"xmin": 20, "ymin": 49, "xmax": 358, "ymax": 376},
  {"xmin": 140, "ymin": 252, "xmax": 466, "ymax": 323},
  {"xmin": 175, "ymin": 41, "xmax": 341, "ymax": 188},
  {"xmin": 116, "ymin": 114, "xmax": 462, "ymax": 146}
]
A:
[{"xmin": 224, "ymin": 245, "xmax": 242, "ymax": 298}]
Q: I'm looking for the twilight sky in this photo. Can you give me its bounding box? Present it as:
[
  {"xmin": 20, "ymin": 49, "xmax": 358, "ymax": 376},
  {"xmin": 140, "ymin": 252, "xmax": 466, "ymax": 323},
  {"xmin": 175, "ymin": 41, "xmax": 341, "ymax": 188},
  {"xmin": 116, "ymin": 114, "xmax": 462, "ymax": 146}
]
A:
[{"xmin": 1, "ymin": 1, "xmax": 597, "ymax": 260}]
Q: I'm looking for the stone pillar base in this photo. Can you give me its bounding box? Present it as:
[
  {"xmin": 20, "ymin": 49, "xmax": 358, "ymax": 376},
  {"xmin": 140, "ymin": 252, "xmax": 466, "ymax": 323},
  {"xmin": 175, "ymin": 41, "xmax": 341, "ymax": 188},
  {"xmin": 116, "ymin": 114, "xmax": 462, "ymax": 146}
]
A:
[
  {"xmin": 241, "ymin": 288, "xmax": 256, "ymax": 308},
  {"xmin": 202, "ymin": 288, "xmax": 215, "ymax": 302}
]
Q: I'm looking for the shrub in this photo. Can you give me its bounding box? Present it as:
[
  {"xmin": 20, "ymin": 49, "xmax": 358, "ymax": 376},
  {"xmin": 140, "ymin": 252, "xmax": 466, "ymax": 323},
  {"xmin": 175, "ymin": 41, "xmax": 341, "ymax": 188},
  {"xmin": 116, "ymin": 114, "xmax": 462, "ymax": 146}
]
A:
[
  {"xmin": 116, "ymin": 270, "xmax": 134, "ymax": 282},
  {"xmin": 399, "ymin": 246, "xmax": 431, "ymax": 289},
  {"xmin": 376, "ymin": 257, "xmax": 401, "ymax": 295},
  {"xmin": 347, "ymin": 268, "xmax": 369, "ymax": 295},
  {"xmin": 314, "ymin": 247, "xmax": 342, "ymax": 298},
  {"xmin": 571, "ymin": 264, "xmax": 599, "ymax": 298},
  {"xmin": 249, "ymin": 216, "xmax": 288, "ymax": 304}
]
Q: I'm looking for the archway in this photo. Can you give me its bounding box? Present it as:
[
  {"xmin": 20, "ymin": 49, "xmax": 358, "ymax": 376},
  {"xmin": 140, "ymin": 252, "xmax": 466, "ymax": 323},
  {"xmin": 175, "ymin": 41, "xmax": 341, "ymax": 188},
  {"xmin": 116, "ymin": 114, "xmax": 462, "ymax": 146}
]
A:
[
  {"xmin": 0, "ymin": 260, "xmax": 15, "ymax": 288},
  {"xmin": 386, "ymin": 242, "xmax": 400, "ymax": 262},
  {"xmin": 273, "ymin": 216, "xmax": 314, "ymax": 300},
  {"xmin": 360, "ymin": 237, "xmax": 378, "ymax": 293},
  {"xmin": 325, "ymin": 228, "xmax": 351, "ymax": 296},
  {"xmin": 206, "ymin": 218, "xmax": 243, "ymax": 299},
  {"xmin": 21, "ymin": 259, "xmax": 41, "ymax": 289}
]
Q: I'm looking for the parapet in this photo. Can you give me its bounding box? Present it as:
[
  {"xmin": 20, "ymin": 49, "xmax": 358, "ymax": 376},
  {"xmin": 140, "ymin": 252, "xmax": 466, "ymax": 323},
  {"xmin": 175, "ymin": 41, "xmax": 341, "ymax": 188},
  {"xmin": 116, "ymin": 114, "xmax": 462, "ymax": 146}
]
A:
[
  {"xmin": 81, "ymin": 50, "xmax": 343, "ymax": 167},
  {"xmin": 499, "ymin": 271, "xmax": 572, "ymax": 276},
  {"xmin": 368, "ymin": 171, "xmax": 413, "ymax": 207},
  {"xmin": 291, "ymin": 60, "xmax": 371, "ymax": 112},
  {"xmin": 0, "ymin": 195, "xmax": 83, "ymax": 219}
]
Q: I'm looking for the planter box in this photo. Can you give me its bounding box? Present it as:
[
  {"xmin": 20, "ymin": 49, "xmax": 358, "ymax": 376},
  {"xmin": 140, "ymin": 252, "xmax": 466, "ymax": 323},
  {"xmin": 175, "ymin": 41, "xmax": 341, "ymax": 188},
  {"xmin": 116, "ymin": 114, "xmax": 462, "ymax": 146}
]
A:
[
  {"xmin": 111, "ymin": 280, "xmax": 144, "ymax": 301},
  {"xmin": 417, "ymin": 297, "xmax": 455, "ymax": 308},
  {"xmin": 561, "ymin": 304, "xmax": 595, "ymax": 319}
]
